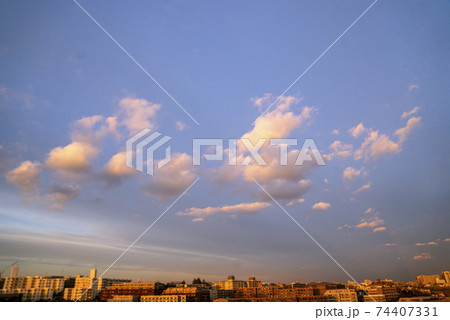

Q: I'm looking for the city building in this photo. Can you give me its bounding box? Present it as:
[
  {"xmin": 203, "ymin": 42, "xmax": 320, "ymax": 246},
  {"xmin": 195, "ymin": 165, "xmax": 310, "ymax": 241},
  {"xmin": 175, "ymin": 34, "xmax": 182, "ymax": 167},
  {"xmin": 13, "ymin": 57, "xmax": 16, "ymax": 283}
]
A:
[
  {"xmin": 107, "ymin": 295, "xmax": 139, "ymax": 302},
  {"xmin": 441, "ymin": 271, "xmax": 450, "ymax": 284},
  {"xmin": 324, "ymin": 289, "xmax": 358, "ymax": 302},
  {"xmin": 162, "ymin": 286, "xmax": 210, "ymax": 302},
  {"xmin": 364, "ymin": 294, "xmax": 386, "ymax": 302},
  {"xmin": 416, "ymin": 274, "xmax": 440, "ymax": 285},
  {"xmin": 246, "ymin": 277, "xmax": 261, "ymax": 288},
  {"xmin": 141, "ymin": 295, "xmax": 187, "ymax": 302},
  {"xmin": 1, "ymin": 267, "xmax": 65, "ymax": 301},
  {"xmin": 365, "ymin": 286, "xmax": 398, "ymax": 302},
  {"xmin": 63, "ymin": 269, "xmax": 130, "ymax": 301},
  {"xmin": 210, "ymin": 288, "xmax": 235, "ymax": 301},
  {"xmin": 213, "ymin": 275, "xmax": 247, "ymax": 290},
  {"xmin": 100, "ymin": 282, "xmax": 164, "ymax": 302},
  {"xmin": 10, "ymin": 267, "xmax": 19, "ymax": 278}
]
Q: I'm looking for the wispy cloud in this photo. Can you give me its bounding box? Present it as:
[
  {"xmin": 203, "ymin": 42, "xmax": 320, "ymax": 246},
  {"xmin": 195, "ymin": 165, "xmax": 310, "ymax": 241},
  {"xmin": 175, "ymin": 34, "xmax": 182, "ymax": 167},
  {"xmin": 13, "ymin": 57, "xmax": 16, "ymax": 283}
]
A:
[
  {"xmin": 415, "ymin": 241, "xmax": 438, "ymax": 246},
  {"xmin": 177, "ymin": 201, "xmax": 271, "ymax": 222},
  {"xmin": 175, "ymin": 121, "xmax": 187, "ymax": 132},
  {"xmin": 353, "ymin": 182, "xmax": 371, "ymax": 194},
  {"xmin": 286, "ymin": 198, "xmax": 305, "ymax": 207},
  {"xmin": 413, "ymin": 253, "xmax": 432, "ymax": 260},
  {"xmin": 401, "ymin": 106, "xmax": 420, "ymax": 119}
]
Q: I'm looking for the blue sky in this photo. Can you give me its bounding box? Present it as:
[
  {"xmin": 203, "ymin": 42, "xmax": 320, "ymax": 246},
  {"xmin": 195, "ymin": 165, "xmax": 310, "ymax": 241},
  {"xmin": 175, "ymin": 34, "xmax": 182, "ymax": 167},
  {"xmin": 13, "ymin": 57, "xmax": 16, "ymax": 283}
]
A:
[{"xmin": 0, "ymin": 0, "xmax": 449, "ymax": 283}]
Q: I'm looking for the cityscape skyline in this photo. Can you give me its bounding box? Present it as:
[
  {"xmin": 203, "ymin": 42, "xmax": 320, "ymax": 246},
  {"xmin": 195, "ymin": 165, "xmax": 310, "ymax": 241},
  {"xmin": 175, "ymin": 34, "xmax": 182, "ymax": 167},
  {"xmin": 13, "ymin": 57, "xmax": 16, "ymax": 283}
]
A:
[
  {"xmin": 1, "ymin": 266, "xmax": 449, "ymax": 302},
  {"xmin": 2, "ymin": 264, "xmax": 450, "ymax": 285},
  {"xmin": 1, "ymin": 0, "xmax": 450, "ymax": 286}
]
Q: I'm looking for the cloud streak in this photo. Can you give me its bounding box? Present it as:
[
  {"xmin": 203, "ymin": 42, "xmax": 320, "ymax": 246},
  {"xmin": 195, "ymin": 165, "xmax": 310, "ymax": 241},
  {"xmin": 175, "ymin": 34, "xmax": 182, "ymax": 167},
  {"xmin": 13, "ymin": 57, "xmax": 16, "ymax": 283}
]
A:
[{"xmin": 177, "ymin": 201, "xmax": 272, "ymax": 222}]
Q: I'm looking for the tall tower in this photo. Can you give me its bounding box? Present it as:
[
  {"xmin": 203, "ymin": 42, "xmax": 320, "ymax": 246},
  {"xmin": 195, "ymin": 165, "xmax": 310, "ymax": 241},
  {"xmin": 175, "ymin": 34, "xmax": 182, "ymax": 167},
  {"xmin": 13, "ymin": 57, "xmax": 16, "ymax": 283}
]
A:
[
  {"xmin": 90, "ymin": 268, "xmax": 97, "ymax": 279},
  {"xmin": 10, "ymin": 267, "xmax": 19, "ymax": 278}
]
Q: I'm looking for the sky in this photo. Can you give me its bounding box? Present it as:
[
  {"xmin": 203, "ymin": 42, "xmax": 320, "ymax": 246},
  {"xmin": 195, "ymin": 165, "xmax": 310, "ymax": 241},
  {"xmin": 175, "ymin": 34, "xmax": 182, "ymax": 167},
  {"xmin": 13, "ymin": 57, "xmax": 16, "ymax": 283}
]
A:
[{"xmin": 0, "ymin": 0, "xmax": 449, "ymax": 284}]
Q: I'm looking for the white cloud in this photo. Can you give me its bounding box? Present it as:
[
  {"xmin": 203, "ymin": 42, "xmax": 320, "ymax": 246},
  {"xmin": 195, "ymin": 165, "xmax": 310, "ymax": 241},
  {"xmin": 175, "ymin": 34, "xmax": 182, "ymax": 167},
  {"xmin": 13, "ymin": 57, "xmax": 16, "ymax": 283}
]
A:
[
  {"xmin": 250, "ymin": 93, "xmax": 273, "ymax": 111},
  {"xmin": 349, "ymin": 122, "xmax": 366, "ymax": 138},
  {"xmin": 354, "ymin": 130, "xmax": 400, "ymax": 161},
  {"xmin": 312, "ymin": 202, "xmax": 331, "ymax": 211},
  {"xmin": 408, "ymin": 84, "xmax": 419, "ymax": 92},
  {"xmin": 342, "ymin": 166, "xmax": 363, "ymax": 182},
  {"xmin": 210, "ymin": 95, "xmax": 319, "ymax": 201},
  {"xmin": 46, "ymin": 114, "xmax": 122, "ymax": 178},
  {"xmin": 413, "ymin": 253, "xmax": 432, "ymax": 260},
  {"xmin": 329, "ymin": 141, "xmax": 353, "ymax": 159},
  {"xmin": 257, "ymin": 179, "xmax": 313, "ymax": 201},
  {"xmin": 331, "ymin": 129, "xmax": 339, "ymax": 136},
  {"xmin": 395, "ymin": 116, "xmax": 422, "ymax": 144},
  {"xmin": 415, "ymin": 241, "xmax": 438, "ymax": 246},
  {"xmin": 356, "ymin": 211, "xmax": 385, "ymax": 232},
  {"xmin": 101, "ymin": 151, "xmax": 136, "ymax": 186},
  {"xmin": 365, "ymin": 208, "xmax": 373, "ymax": 214},
  {"xmin": 142, "ymin": 153, "xmax": 197, "ymax": 201},
  {"xmin": 175, "ymin": 121, "xmax": 187, "ymax": 132},
  {"xmin": 119, "ymin": 96, "xmax": 160, "ymax": 134},
  {"xmin": 287, "ymin": 198, "xmax": 305, "ymax": 207},
  {"xmin": 74, "ymin": 115, "xmax": 103, "ymax": 129},
  {"xmin": 71, "ymin": 115, "xmax": 119, "ymax": 145},
  {"xmin": 5, "ymin": 161, "xmax": 41, "ymax": 194},
  {"xmin": 356, "ymin": 218, "xmax": 383, "ymax": 228},
  {"xmin": 385, "ymin": 243, "xmax": 397, "ymax": 246},
  {"xmin": 45, "ymin": 141, "xmax": 98, "ymax": 174},
  {"xmin": 401, "ymin": 107, "xmax": 420, "ymax": 119},
  {"xmin": 353, "ymin": 114, "xmax": 421, "ymax": 162},
  {"xmin": 353, "ymin": 182, "xmax": 371, "ymax": 194},
  {"xmin": 242, "ymin": 102, "xmax": 314, "ymax": 147},
  {"xmin": 177, "ymin": 201, "xmax": 271, "ymax": 222}
]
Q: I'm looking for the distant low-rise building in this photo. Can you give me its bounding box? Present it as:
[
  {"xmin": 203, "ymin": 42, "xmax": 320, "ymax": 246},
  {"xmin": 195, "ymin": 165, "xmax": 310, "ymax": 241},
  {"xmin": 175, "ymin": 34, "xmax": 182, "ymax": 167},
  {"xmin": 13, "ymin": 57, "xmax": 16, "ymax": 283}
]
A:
[
  {"xmin": 416, "ymin": 274, "xmax": 440, "ymax": 285},
  {"xmin": 213, "ymin": 275, "xmax": 247, "ymax": 290},
  {"xmin": 364, "ymin": 294, "xmax": 386, "ymax": 302},
  {"xmin": 1, "ymin": 268, "xmax": 65, "ymax": 301},
  {"xmin": 162, "ymin": 286, "xmax": 210, "ymax": 302},
  {"xmin": 141, "ymin": 295, "xmax": 186, "ymax": 302},
  {"xmin": 107, "ymin": 295, "xmax": 139, "ymax": 302},
  {"xmin": 100, "ymin": 282, "xmax": 164, "ymax": 302},
  {"xmin": 325, "ymin": 289, "xmax": 358, "ymax": 302},
  {"xmin": 441, "ymin": 271, "xmax": 450, "ymax": 284},
  {"xmin": 63, "ymin": 269, "xmax": 130, "ymax": 301}
]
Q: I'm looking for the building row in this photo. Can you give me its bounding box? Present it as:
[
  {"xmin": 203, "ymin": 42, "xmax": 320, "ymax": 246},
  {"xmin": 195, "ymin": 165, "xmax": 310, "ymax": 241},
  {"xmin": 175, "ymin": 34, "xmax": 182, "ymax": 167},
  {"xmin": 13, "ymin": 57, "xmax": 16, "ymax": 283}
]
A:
[{"xmin": 2, "ymin": 268, "xmax": 450, "ymax": 302}]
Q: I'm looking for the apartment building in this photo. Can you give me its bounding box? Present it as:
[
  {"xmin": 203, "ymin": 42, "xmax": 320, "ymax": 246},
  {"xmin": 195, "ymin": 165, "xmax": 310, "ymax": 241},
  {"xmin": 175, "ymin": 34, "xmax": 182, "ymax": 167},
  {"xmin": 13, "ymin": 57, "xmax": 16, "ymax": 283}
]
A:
[
  {"xmin": 324, "ymin": 289, "xmax": 358, "ymax": 302},
  {"xmin": 141, "ymin": 295, "xmax": 187, "ymax": 302},
  {"xmin": 1, "ymin": 268, "xmax": 65, "ymax": 301},
  {"xmin": 107, "ymin": 295, "xmax": 139, "ymax": 302},
  {"xmin": 63, "ymin": 269, "xmax": 130, "ymax": 301},
  {"xmin": 364, "ymin": 294, "xmax": 386, "ymax": 302},
  {"xmin": 100, "ymin": 282, "xmax": 164, "ymax": 301},
  {"xmin": 213, "ymin": 275, "xmax": 247, "ymax": 290},
  {"xmin": 416, "ymin": 274, "xmax": 440, "ymax": 285},
  {"xmin": 441, "ymin": 271, "xmax": 450, "ymax": 284},
  {"xmin": 162, "ymin": 286, "xmax": 210, "ymax": 302}
]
